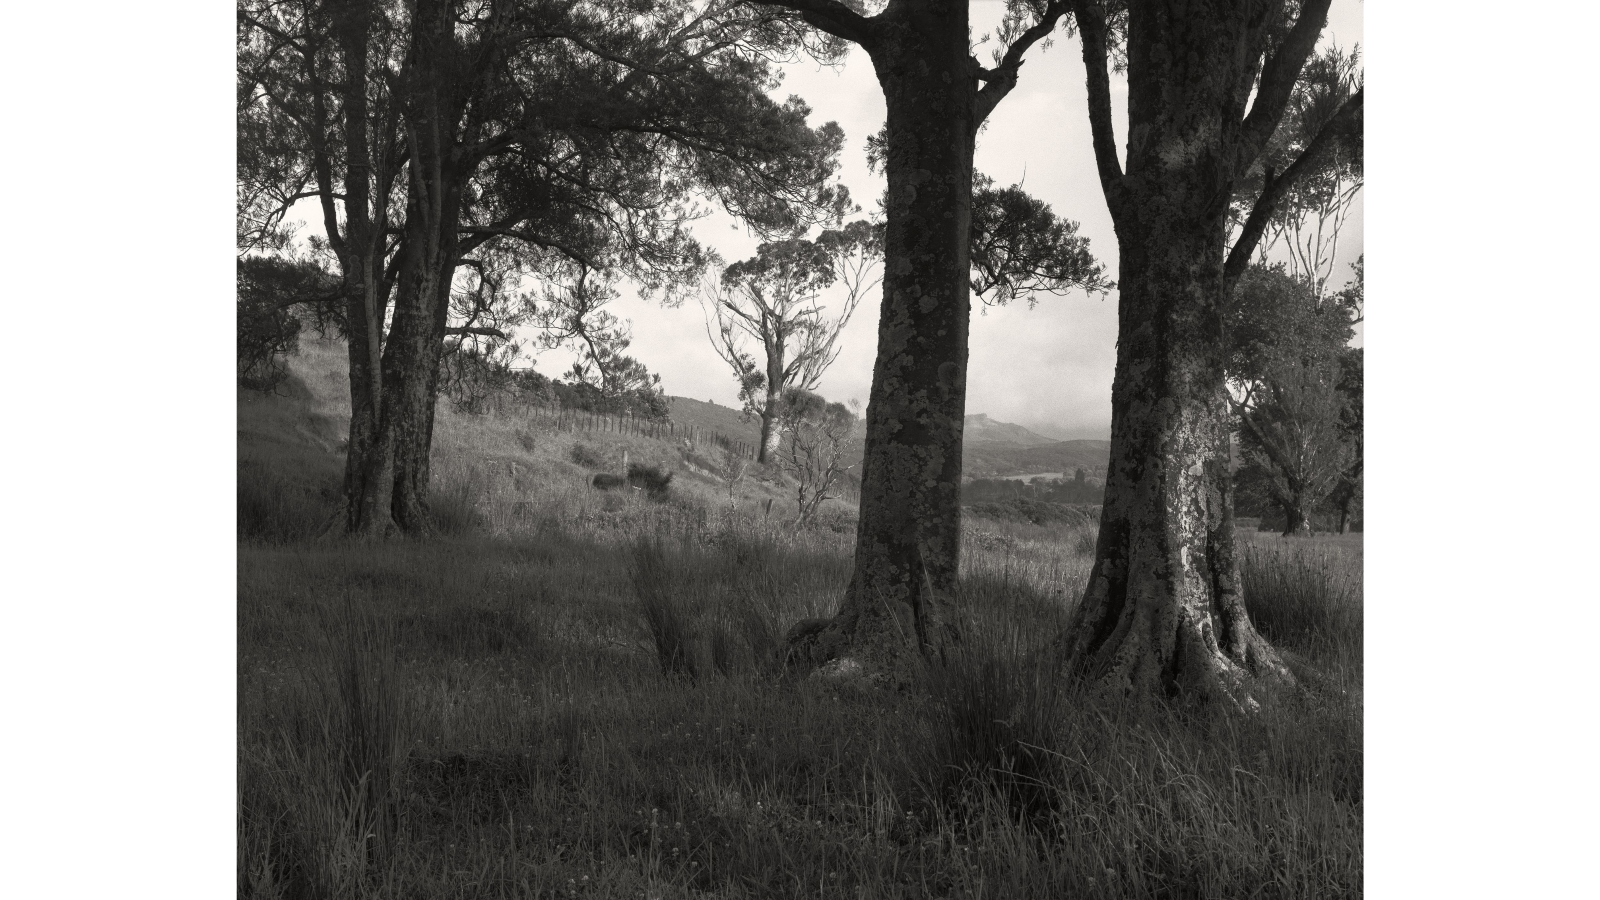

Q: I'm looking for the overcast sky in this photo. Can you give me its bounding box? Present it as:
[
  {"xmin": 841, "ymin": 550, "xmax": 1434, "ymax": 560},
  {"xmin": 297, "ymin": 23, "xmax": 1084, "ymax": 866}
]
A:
[
  {"xmin": 544, "ymin": 2, "xmax": 1366, "ymax": 440},
  {"xmin": 287, "ymin": 3, "xmax": 1363, "ymax": 441}
]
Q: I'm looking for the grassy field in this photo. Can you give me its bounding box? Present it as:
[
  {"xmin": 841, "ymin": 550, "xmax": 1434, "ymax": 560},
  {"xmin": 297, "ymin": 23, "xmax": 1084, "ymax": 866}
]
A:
[{"xmin": 238, "ymin": 341, "xmax": 1362, "ymax": 899}]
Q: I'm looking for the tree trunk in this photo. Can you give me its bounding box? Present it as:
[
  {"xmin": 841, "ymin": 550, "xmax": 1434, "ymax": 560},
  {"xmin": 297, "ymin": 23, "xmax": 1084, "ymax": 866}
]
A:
[
  {"xmin": 758, "ymin": 387, "xmax": 781, "ymax": 464},
  {"xmin": 377, "ymin": 0, "xmax": 467, "ymax": 534},
  {"xmin": 1281, "ymin": 498, "xmax": 1312, "ymax": 537},
  {"xmin": 1336, "ymin": 497, "xmax": 1351, "ymax": 534},
  {"xmin": 1057, "ymin": 5, "xmax": 1299, "ymax": 706},
  {"xmin": 330, "ymin": 0, "xmax": 399, "ymax": 537},
  {"xmin": 786, "ymin": 5, "xmax": 974, "ymax": 683}
]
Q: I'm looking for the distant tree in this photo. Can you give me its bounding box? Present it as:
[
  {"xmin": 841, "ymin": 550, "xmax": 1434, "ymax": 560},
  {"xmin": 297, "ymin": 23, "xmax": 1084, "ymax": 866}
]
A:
[
  {"xmin": 238, "ymin": 0, "xmax": 848, "ymax": 534},
  {"xmin": 777, "ymin": 389, "xmax": 859, "ymax": 525},
  {"xmin": 704, "ymin": 218, "xmax": 881, "ymax": 462},
  {"xmin": 1225, "ymin": 261, "xmax": 1359, "ymax": 535},
  {"xmin": 1235, "ymin": 356, "xmax": 1353, "ymax": 535},
  {"xmin": 1055, "ymin": 0, "xmax": 1363, "ymax": 706}
]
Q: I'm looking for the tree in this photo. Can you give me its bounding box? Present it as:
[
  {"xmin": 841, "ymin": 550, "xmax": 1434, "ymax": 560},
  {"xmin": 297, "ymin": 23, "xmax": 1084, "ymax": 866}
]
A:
[
  {"xmin": 1225, "ymin": 261, "xmax": 1358, "ymax": 535},
  {"xmin": 1236, "ymin": 355, "xmax": 1353, "ymax": 535},
  {"xmin": 748, "ymin": 0, "xmax": 1097, "ymax": 681},
  {"xmin": 1055, "ymin": 0, "xmax": 1363, "ymax": 706},
  {"xmin": 704, "ymin": 218, "xmax": 881, "ymax": 462},
  {"xmin": 239, "ymin": 0, "xmax": 849, "ymax": 534},
  {"xmin": 776, "ymin": 389, "xmax": 859, "ymax": 525}
]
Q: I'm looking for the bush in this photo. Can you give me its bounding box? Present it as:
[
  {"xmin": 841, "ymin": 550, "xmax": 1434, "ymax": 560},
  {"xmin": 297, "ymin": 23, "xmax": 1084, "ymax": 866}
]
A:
[
  {"xmin": 626, "ymin": 463, "xmax": 673, "ymax": 499},
  {"xmin": 570, "ymin": 442, "xmax": 606, "ymax": 469}
]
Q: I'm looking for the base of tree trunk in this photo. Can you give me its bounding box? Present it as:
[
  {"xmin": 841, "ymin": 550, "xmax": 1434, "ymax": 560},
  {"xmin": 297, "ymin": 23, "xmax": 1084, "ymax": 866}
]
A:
[
  {"xmin": 1060, "ymin": 564, "xmax": 1295, "ymax": 713},
  {"xmin": 784, "ymin": 567, "xmax": 953, "ymax": 690}
]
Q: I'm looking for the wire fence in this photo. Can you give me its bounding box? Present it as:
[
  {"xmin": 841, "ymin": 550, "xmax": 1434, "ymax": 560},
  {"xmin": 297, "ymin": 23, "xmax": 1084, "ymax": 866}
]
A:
[{"xmin": 518, "ymin": 403, "xmax": 760, "ymax": 461}]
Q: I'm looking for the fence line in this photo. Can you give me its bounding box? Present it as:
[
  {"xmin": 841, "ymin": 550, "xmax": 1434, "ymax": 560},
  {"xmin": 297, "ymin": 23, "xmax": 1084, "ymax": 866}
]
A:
[{"xmin": 510, "ymin": 401, "xmax": 759, "ymax": 462}]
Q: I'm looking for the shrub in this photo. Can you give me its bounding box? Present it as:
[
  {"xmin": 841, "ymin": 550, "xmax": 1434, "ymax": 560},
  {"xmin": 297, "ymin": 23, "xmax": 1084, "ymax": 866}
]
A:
[
  {"xmin": 570, "ymin": 442, "xmax": 606, "ymax": 469},
  {"xmin": 626, "ymin": 463, "xmax": 673, "ymax": 499}
]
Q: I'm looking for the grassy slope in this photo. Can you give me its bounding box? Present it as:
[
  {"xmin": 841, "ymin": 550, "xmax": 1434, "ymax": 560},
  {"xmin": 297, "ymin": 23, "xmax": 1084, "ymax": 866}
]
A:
[{"xmin": 238, "ymin": 339, "xmax": 1362, "ymax": 899}]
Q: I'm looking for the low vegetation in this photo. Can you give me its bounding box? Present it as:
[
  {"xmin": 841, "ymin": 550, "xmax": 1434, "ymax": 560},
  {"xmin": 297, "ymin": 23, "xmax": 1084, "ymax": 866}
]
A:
[{"xmin": 238, "ymin": 342, "xmax": 1361, "ymax": 898}]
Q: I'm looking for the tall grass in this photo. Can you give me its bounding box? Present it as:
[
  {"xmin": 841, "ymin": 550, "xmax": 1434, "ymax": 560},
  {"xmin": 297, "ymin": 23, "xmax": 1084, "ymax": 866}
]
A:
[{"xmin": 238, "ymin": 340, "xmax": 1362, "ymax": 898}]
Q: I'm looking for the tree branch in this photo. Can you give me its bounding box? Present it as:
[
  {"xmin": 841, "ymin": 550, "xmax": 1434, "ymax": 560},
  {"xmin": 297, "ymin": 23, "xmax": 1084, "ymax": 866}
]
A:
[
  {"xmin": 1069, "ymin": 0, "xmax": 1125, "ymax": 209},
  {"xmin": 1235, "ymin": 0, "xmax": 1334, "ymax": 166},
  {"xmin": 974, "ymin": 3, "xmax": 1067, "ymax": 129},
  {"xmin": 446, "ymin": 326, "xmax": 510, "ymax": 340},
  {"xmin": 1224, "ymin": 87, "xmax": 1362, "ymax": 291},
  {"xmin": 747, "ymin": 0, "xmax": 878, "ymax": 47}
]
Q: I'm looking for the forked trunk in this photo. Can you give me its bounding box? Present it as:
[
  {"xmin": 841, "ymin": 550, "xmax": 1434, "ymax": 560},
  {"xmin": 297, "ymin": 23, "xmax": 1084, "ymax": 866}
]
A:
[
  {"xmin": 1059, "ymin": 220, "xmax": 1292, "ymax": 707},
  {"xmin": 786, "ymin": 6, "xmax": 973, "ymax": 684}
]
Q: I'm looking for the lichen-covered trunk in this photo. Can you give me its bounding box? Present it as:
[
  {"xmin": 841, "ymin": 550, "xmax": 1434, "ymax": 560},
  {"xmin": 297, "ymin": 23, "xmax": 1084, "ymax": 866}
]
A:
[
  {"xmin": 1060, "ymin": 224, "xmax": 1291, "ymax": 705},
  {"xmin": 331, "ymin": 0, "xmax": 397, "ymax": 537},
  {"xmin": 787, "ymin": 7, "xmax": 974, "ymax": 683},
  {"xmin": 386, "ymin": 185, "xmax": 462, "ymax": 533},
  {"xmin": 380, "ymin": 0, "xmax": 467, "ymax": 534}
]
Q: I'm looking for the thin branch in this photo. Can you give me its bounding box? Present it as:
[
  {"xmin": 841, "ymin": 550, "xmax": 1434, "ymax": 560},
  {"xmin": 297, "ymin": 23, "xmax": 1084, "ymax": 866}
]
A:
[
  {"xmin": 446, "ymin": 326, "xmax": 510, "ymax": 340},
  {"xmin": 1225, "ymin": 87, "xmax": 1362, "ymax": 291}
]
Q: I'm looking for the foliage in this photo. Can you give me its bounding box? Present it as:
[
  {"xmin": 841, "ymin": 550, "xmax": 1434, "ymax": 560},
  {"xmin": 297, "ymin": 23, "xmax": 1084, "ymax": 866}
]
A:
[
  {"xmin": 626, "ymin": 463, "xmax": 675, "ymax": 500},
  {"xmin": 1233, "ymin": 46, "xmax": 1364, "ymax": 297},
  {"xmin": 1227, "ymin": 261, "xmax": 1361, "ymax": 534},
  {"xmin": 968, "ymin": 174, "xmax": 1112, "ymax": 306},
  {"xmin": 236, "ymin": 256, "xmax": 341, "ymax": 392}
]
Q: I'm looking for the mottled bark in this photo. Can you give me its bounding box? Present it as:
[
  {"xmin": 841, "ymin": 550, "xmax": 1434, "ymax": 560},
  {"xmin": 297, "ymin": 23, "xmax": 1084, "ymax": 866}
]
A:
[
  {"xmin": 758, "ymin": 343, "xmax": 785, "ymax": 463},
  {"xmin": 328, "ymin": 0, "xmax": 399, "ymax": 537},
  {"xmin": 787, "ymin": 4, "xmax": 975, "ymax": 682},
  {"xmin": 382, "ymin": 0, "xmax": 468, "ymax": 533},
  {"xmin": 1056, "ymin": 0, "xmax": 1324, "ymax": 706}
]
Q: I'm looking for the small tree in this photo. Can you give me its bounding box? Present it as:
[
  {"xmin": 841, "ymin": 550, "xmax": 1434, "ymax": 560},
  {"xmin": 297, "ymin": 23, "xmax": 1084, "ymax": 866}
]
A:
[
  {"xmin": 1225, "ymin": 262, "xmax": 1359, "ymax": 535},
  {"xmin": 777, "ymin": 389, "xmax": 859, "ymax": 525},
  {"xmin": 705, "ymin": 219, "xmax": 881, "ymax": 462}
]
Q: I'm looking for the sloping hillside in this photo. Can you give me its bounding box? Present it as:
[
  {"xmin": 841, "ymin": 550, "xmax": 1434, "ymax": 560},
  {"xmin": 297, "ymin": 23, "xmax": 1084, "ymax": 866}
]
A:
[
  {"xmin": 664, "ymin": 396, "xmax": 762, "ymax": 445},
  {"xmin": 963, "ymin": 413, "xmax": 1055, "ymax": 446},
  {"xmin": 963, "ymin": 439, "xmax": 1111, "ymax": 479}
]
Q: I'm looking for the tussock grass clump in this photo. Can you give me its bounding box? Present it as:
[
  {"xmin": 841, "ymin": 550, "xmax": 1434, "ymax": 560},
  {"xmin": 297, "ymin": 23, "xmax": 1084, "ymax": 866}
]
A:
[
  {"xmin": 238, "ymin": 601, "xmax": 415, "ymax": 899},
  {"xmin": 237, "ymin": 454, "xmax": 338, "ymax": 542},
  {"xmin": 1239, "ymin": 539, "xmax": 1363, "ymax": 680},
  {"xmin": 629, "ymin": 538, "xmax": 700, "ymax": 681}
]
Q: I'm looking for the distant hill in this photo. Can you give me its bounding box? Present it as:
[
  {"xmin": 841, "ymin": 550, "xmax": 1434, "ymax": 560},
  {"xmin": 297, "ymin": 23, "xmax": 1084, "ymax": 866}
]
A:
[
  {"xmin": 963, "ymin": 413, "xmax": 1056, "ymax": 446},
  {"xmin": 665, "ymin": 397, "xmax": 1110, "ymax": 480}
]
